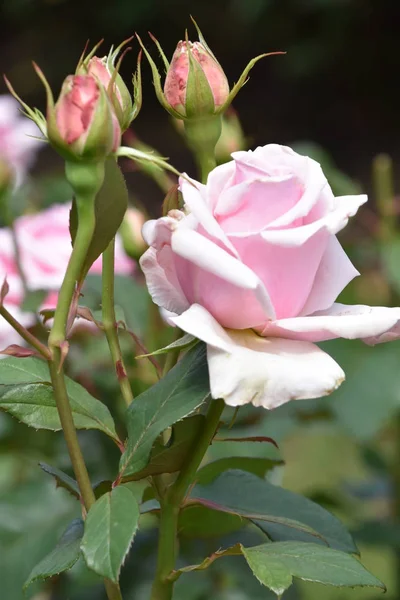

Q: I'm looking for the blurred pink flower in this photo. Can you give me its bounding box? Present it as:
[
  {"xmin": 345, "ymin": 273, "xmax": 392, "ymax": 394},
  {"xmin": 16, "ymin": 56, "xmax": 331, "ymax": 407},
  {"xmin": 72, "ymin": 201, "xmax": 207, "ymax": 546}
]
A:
[
  {"xmin": 14, "ymin": 203, "xmax": 132, "ymax": 291},
  {"xmin": 141, "ymin": 144, "xmax": 400, "ymax": 409},
  {"xmin": 0, "ymin": 203, "xmax": 133, "ymax": 350},
  {"xmin": 0, "ymin": 95, "xmax": 42, "ymax": 185}
]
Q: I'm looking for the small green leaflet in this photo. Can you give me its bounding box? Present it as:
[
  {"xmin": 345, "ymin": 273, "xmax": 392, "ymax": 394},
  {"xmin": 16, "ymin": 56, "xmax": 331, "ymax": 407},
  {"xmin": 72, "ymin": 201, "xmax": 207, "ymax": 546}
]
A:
[
  {"xmin": 119, "ymin": 343, "xmax": 210, "ymax": 478},
  {"xmin": 0, "ymin": 357, "xmax": 119, "ymax": 443},
  {"xmin": 81, "ymin": 485, "xmax": 139, "ymax": 582},
  {"xmin": 24, "ymin": 519, "xmax": 84, "ymax": 589},
  {"xmin": 242, "ymin": 542, "xmax": 385, "ymax": 597}
]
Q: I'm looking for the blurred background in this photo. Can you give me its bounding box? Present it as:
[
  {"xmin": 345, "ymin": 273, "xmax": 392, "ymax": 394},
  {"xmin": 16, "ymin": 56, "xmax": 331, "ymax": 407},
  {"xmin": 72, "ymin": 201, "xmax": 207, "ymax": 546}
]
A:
[{"xmin": 1, "ymin": 0, "xmax": 400, "ymax": 599}]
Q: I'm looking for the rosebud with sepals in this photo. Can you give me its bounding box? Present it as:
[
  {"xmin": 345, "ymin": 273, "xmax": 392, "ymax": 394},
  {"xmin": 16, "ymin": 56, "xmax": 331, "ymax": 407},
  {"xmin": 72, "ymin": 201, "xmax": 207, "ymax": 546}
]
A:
[{"xmin": 78, "ymin": 39, "xmax": 142, "ymax": 132}]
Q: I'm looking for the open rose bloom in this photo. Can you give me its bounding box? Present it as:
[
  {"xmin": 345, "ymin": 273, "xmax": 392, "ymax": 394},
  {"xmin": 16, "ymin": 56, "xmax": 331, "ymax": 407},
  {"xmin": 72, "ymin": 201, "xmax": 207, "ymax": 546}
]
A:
[{"xmin": 141, "ymin": 144, "xmax": 400, "ymax": 408}]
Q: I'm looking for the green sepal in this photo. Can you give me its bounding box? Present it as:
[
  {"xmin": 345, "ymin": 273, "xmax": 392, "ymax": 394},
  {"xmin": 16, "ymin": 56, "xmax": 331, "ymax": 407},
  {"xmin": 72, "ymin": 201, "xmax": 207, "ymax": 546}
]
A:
[
  {"xmin": 185, "ymin": 35, "xmax": 216, "ymax": 118},
  {"xmin": 136, "ymin": 33, "xmax": 184, "ymax": 120},
  {"xmin": 218, "ymin": 51, "xmax": 285, "ymax": 114}
]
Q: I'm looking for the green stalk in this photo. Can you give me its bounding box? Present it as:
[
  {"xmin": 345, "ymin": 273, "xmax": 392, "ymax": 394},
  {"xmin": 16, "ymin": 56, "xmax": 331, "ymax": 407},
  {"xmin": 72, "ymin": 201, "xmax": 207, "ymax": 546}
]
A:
[
  {"xmin": 184, "ymin": 116, "xmax": 221, "ymax": 184},
  {"xmin": 150, "ymin": 129, "xmax": 223, "ymax": 599},
  {"xmin": 0, "ymin": 305, "xmax": 51, "ymax": 358},
  {"xmin": 150, "ymin": 399, "xmax": 225, "ymax": 600},
  {"xmin": 46, "ymin": 161, "xmax": 123, "ymax": 600},
  {"xmin": 48, "ymin": 357, "xmax": 96, "ymax": 508},
  {"xmin": 48, "ymin": 196, "xmax": 96, "ymax": 352},
  {"xmin": 102, "ymin": 238, "xmax": 134, "ymax": 407}
]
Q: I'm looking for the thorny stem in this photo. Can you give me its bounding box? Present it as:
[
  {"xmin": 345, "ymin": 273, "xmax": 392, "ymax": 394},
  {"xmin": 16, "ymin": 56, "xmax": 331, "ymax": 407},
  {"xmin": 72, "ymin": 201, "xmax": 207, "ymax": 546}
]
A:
[
  {"xmin": 0, "ymin": 305, "xmax": 51, "ymax": 358},
  {"xmin": 102, "ymin": 238, "xmax": 134, "ymax": 407},
  {"xmin": 150, "ymin": 400, "xmax": 225, "ymax": 600}
]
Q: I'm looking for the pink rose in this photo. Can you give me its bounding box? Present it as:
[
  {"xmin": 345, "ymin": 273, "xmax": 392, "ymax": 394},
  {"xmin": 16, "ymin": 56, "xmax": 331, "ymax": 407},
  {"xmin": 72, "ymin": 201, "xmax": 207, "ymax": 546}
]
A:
[
  {"xmin": 0, "ymin": 95, "xmax": 42, "ymax": 185},
  {"xmin": 14, "ymin": 203, "xmax": 133, "ymax": 291},
  {"xmin": 0, "ymin": 230, "xmax": 36, "ymax": 351},
  {"xmin": 0, "ymin": 203, "xmax": 133, "ymax": 349},
  {"xmin": 140, "ymin": 144, "xmax": 400, "ymax": 408}
]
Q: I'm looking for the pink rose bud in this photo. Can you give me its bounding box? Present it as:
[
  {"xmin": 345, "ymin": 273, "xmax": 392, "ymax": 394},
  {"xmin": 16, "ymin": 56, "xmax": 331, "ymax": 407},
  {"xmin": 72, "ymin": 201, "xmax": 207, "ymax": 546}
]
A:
[
  {"xmin": 51, "ymin": 74, "xmax": 121, "ymax": 160},
  {"xmin": 85, "ymin": 56, "xmax": 135, "ymax": 132},
  {"xmin": 164, "ymin": 40, "xmax": 229, "ymax": 117}
]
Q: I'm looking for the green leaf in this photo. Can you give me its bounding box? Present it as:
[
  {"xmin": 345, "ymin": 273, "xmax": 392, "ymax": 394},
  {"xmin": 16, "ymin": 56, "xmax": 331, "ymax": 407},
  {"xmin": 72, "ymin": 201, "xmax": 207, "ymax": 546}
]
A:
[
  {"xmin": 69, "ymin": 157, "xmax": 128, "ymax": 280},
  {"xmin": 197, "ymin": 456, "xmax": 283, "ymax": 485},
  {"xmin": 190, "ymin": 470, "xmax": 357, "ymax": 553},
  {"xmin": 0, "ymin": 356, "xmax": 49, "ymax": 384},
  {"xmin": 178, "ymin": 504, "xmax": 244, "ymax": 538},
  {"xmin": 242, "ymin": 542, "xmax": 385, "ymax": 597},
  {"xmin": 136, "ymin": 333, "xmax": 198, "ymax": 359},
  {"xmin": 119, "ymin": 343, "xmax": 210, "ymax": 478},
  {"xmin": 81, "ymin": 485, "xmax": 140, "ymax": 582},
  {"xmin": 0, "ymin": 357, "xmax": 119, "ymax": 442},
  {"xmin": 39, "ymin": 462, "xmax": 80, "ymax": 499},
  {"xmin": 323, "ymin": 339, "xmax": 400, "ymax": 440},
  {"xmin": 123, "ymin": 414, "xmax": 205, "ymax": 481},
  {"xmin": 24, "ymin": 519, "xmax": 84, "ymax": 589}
]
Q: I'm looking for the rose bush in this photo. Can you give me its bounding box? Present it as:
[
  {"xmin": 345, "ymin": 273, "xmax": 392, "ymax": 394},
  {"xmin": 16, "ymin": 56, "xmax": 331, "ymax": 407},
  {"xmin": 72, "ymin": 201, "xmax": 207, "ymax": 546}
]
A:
[{"xmin": 141, "ymin": 144, "xmax": 400, "ymax": 408}]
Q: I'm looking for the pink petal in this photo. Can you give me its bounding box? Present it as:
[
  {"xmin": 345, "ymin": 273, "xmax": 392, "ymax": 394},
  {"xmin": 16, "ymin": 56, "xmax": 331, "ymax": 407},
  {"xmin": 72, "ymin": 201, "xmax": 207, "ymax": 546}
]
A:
[
  {"xmin": 172, "ymin": 304, "xmax": 345, "ymax": 409},
  {"xmin": 300, "ymin": 237, "xmax": 359, "ymax": 316},
  {"xmin": 262, "ymin": 303, "xmax": 400, "ymax": 344},
  {"xmin": 140, "ymin": 246, "xmax": 189, "ymax": 315},
  {"xmin": 230, "ymin": 230, "xmax": 328, "ymax": 319}
]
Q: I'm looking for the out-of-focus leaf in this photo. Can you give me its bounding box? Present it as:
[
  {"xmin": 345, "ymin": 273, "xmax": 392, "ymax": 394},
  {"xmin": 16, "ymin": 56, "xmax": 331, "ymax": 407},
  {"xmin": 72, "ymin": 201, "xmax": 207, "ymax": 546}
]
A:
[
  {"xmin": 197, "ymin": 456, "xmax": 283, "ymax": 485},
  {"xmin": 81, "ymin": 485, "xmax": 139, "ymax": 582},
  {"xmin": 123, "ymin": 414, "xmax": 205, "ymax": 481},
  {"xmin": 190, "ymin": 470, "xmax": 357, "ymax": 553},
  {"xmin": 323, "ymin": 339, "xmax": 400, "ymax": 440},
  {"xmin": 24, "ymin": 519, "xmax": 84, "ymax": 589},
  {"xmin": 0, "ymin": 480, "xmax": 77, "ymax": 600},
  {"xmin": 119, "ymin": 344, "xmax": 209, "ymax": 478},
  {"xmin": 242, "ymin": 542, "xmax": 384, "ymax": 596},
  {"xmin": 69, "ymin": 157, "xmax": 128, "ymax": 280},
  {"xmin": 0, "ymin": 357, "xmax": 119, "ymax": 442},
  {"xmin": 39, "ymin": 462, "xmax": 80, "ymax": 499},
  {"xmin": 20, "ymin": 289, "xmax": 47, "ymax": 312}
]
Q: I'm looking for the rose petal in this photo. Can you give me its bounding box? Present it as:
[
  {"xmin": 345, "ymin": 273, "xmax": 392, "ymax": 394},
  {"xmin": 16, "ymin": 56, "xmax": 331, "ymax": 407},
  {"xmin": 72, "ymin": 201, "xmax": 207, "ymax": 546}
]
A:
[
  {"xmin": 262, "ymin": 302, "xmax": 400, "ymax": 343},
  {"xmin": 300, "ymin": 237, "xmax": 360, "ymax": 316},
  {"xmin": 171, "ymin": 304, "xmax": 344, "ymax": 409},
  {"xmin": 171, "ymin": 227, "xmax": 276, "ymax": 320},
  {"xmin": 179, "ymin": 175, "xmax": 239, "ymax": 256},
  {"xmin": 257, "ymin": 194, "xmax": 367, "ymax": 246},
  {"xmin": 230, "ymin": 229, "xmax": 328, "ymax": 319},
  {"xmin": 206, "ymin": 160, "xmax": 235, "ymax": 211},
  {"xmin": 140, "ymin": 246, "xmax": 189, "ymax": 314},
  {"xmin": 170, "ymin": 303, "xmax": 232, "ymax": 351},
  {"xmin": 215, "ymin": 175, "xmax": 304, "ymax": 235}
]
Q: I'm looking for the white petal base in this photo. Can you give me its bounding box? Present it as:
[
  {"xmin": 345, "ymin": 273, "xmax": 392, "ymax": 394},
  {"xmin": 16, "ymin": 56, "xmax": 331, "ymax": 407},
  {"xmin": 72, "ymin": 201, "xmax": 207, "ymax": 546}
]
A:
[{"xmin": 172, "ymin": 304, "xmax": 345, "ymax": 409}]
